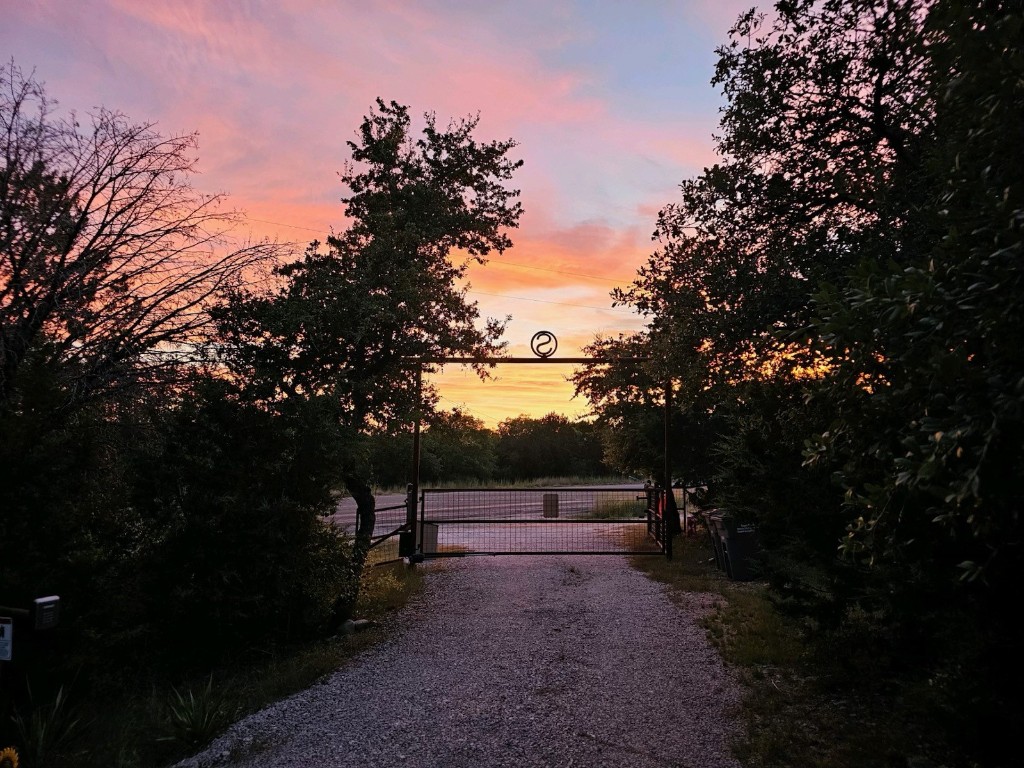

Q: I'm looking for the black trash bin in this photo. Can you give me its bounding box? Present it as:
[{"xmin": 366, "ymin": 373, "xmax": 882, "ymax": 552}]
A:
[
  {"xmin": 720, "ymin": 515, "xmax": 760, "ymax": 581},
  {"xmin": 704, "ymin": 511, "xmax": 729, "ymax": 573}
]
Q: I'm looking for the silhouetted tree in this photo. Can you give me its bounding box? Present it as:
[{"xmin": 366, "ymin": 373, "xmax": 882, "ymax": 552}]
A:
[
  {"xmin": 580, "ymin": 1, "xmax": 1023, "ymax": 761},
  {"xmin": 420, "ymin": 409, "xmax": 497, "ymax": 483},
  {"xmin": 216, "ymin": 99, "xmax": 522, "ymax": 568}
]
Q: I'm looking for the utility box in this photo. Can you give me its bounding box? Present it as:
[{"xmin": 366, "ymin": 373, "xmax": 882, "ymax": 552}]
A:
[
  {"xmin": 418, "ymin": 522, "xmax": 438, "ymax": 554},
  {"xmin": 542, "ymin": 493, "xmax": 559, "ymax": 518},
  {"xmin": 723, "ymin": 522, "xmax": 761, "ymax": 581}
]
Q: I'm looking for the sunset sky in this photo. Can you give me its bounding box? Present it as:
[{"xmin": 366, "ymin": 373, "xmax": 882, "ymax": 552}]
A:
[{"xmin": 2, "ymin": 0, "xmax": 753, "ymax": 426}]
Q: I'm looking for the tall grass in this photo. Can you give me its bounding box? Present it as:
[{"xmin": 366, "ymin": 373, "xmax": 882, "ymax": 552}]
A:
[
  {"xmin": 10, "ymin": 684, "xmax": 85, "ymax": 768},
  {"xmin": 574, "ymin": 497, "xmax": 648, "ymax": 520}
]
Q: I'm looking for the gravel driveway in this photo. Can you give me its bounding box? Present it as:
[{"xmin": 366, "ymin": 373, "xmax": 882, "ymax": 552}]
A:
[{"xmin": 178, "ymin": 556, "xmax": 742, "ymax": 768}]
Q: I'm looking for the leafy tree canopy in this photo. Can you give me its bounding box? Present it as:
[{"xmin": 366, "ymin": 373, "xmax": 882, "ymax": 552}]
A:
[
  {"xmin": 216, "ymin": 100, "xmax": 522, "ymax": 432},
  {"xmin": 215, "ymin": 99, "xmax": 523, "ymax": 559},
  {"xmin": 582, "ymin": 2, "xmax": 1023, "ymax": 758}
]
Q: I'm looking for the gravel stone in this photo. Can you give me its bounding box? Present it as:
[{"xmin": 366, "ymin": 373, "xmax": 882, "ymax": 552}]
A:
[{"xmin": 177, "ymin": 556, "xmax": 743, "ymax": 768}]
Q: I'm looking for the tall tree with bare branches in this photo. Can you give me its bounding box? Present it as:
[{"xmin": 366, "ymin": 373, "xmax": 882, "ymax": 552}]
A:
[{"xmin": 0, "ymin": 61, "xmax": 281, "ymax": 413}]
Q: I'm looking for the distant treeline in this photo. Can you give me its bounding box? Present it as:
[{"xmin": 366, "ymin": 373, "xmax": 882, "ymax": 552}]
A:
[{"xmin": 367, "ymin": 411, "xmax": 610, "ymax": 488}]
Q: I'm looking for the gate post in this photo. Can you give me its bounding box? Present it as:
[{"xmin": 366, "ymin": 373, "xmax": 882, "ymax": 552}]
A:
[
  {"xmin": 399, "ymin": 483, "xmax": 416, "ymax": 558},
  {"xmin": 662, "ymin": 380, "xmax": 681, "ymax": 553},
  {"xmin": 665, "ymin": 494, "xmax": 673, "ymax": 560},
  {"xmin": 400, "ymin": 363, "xmax": 423, "ymax": 559}
]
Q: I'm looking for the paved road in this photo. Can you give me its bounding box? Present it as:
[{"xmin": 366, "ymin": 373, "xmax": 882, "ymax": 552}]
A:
[
  {"xmin": 330, "ymin": 490, "xmax": 409, "ymax": 534},
  {"xmin": 331, "ymin": 485, "xmax": 649, "ymax": 528}
]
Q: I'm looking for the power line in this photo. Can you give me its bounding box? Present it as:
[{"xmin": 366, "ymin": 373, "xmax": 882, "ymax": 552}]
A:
[
  {"xmin": 467, "ymin": 289, "xmax": 636, "ymax": 314},
  {"xmin": 247, "ymin": 217, "xmax": 324, "ymax": 234}
]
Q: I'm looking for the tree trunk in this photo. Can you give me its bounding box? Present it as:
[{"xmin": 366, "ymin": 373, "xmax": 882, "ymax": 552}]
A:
[
  {"xmin": 330, "ymin": 474, "xmax": 376, "ymax": 626},
  {"xmin": 345, "ymin": 474, "xmax": 376, "ymax": 568}
]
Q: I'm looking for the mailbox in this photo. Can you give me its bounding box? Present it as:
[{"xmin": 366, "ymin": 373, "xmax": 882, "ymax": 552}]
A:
[
  {"xmin": 0, "ymin": 617, "xmax": 11, "ymax": 661},
  {"xmin": 32, "ymin": 596, "xmax": 60, "ymax": 631}
]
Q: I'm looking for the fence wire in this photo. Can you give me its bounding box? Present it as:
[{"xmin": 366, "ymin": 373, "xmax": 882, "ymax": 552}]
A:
[{"xmin": 417, "ymin": 487, "xmax": 664, "ymax": 556}]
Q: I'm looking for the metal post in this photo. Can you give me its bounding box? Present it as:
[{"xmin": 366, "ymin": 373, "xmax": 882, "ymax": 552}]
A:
[
  {"xmin": 663, "ymin": 381, "xmax": 672, "ymax": 495},
  {"xmin": 419, "ymin": 486, "xmax": 427, "ymax": 557},
  {"xmin": 400, "ymin": 364, "xmax": 423, "ymax": 559},
  {"xmin": 411, "ymin": 363, "xmax": 422, "ymax": 551},
  {"xmin": 663, "ymin": 380, "xmax": 677, "ymax": 558},
  {"xmin": 682, "ymin": 483, "xmax": 688, "ymax": 535},
  {"xmin": 665, "ymin": 496, "xmax": 673, "ymax": 559}
]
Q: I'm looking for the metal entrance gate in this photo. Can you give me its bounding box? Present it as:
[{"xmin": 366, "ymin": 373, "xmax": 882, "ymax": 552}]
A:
[
  {"xmin": 403, "ymin": 486, "xmax": 671, "ymax": 559},
  {"xmin": 392, "ymin": 345, "xmax": 679, "ymax": 561}
]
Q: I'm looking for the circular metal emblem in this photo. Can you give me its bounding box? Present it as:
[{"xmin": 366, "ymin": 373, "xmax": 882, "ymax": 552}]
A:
[{"xmin": 530, "ymin": 330, "xmax": 558, "ymax": 358}]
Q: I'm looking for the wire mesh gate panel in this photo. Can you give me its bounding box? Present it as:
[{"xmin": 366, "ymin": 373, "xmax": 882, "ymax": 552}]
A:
[{"xmin": 415, "ymin": 487, "xmax": 668, "ymax": 557}]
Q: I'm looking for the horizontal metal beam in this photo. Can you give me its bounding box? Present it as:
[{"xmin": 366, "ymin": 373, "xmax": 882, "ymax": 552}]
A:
[
  {"xmin": 418, "ymin": 550, "xmax": 665, "ymax": 558},
  {"xmin": 410, "ymin": 356, "xmax": 650, "ymax": 365},
  {"xmin": 421, "ymin": 486, "xmax": 645, "ymax": 493},
  {"xmin": 419, "ymin": 518, "xmax": 650, "ymax": 524}
]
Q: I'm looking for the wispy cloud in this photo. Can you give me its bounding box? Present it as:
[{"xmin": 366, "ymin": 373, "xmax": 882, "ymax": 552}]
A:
[{"xmin": 1, "ymin": 0, "xmax": 745, "ymax": 422}]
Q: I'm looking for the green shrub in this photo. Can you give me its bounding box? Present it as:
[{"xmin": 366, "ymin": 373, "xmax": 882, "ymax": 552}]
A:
[{"xmin": 156, "ymin": 676, "xmax": 233, "ymax": 753}]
